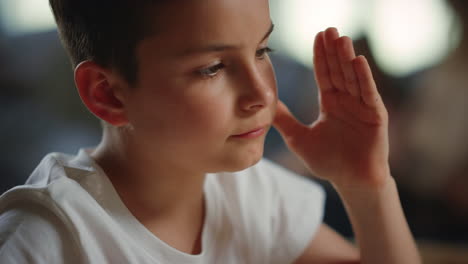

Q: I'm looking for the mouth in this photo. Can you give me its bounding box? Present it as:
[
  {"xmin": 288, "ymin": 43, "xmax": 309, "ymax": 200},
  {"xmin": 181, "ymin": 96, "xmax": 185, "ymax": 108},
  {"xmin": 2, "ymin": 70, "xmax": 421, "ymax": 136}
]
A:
[{"xmin": 231, "ymin": 126, "xmax": 268, "ymax": 139}]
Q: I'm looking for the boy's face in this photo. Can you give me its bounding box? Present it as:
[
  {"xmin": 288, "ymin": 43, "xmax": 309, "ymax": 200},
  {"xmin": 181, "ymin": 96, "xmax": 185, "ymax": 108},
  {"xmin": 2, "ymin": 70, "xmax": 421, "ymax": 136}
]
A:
[{"xmin": 121, "ymin": 0, "xmax": 277, "ymax": 173}]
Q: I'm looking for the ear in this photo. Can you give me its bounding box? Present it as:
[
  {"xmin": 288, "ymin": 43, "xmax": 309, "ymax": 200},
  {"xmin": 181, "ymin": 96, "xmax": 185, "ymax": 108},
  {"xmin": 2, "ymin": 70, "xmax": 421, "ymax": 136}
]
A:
[{"xmin": 74, "ymin": 61, "xmax": 129, "ymax": 126}]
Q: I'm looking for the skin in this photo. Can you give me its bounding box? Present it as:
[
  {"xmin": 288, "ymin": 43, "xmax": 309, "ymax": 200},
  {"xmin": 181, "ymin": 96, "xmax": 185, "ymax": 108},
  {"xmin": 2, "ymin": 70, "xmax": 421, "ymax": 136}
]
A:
[
  {"xmin": 74, "ymin": 0, "xmax": 421, "ymax": 262},
  {"xmin": 77, "ymin": 0, "xmax": 277, "ymax": 254},
  {"xmin": 278, "ymin": 28, "xmax": 421, "ymax": 264},
  {"xmin": 274, "ymin": 30, "xmax": 390, "ymax": 191}
]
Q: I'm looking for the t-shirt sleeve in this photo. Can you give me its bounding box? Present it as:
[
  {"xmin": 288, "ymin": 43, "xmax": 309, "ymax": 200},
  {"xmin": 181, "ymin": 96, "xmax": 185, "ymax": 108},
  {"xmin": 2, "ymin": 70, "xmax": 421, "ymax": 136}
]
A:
[
  {"xmin": 0, "ymin": 205, "xmax": 82, "ymax": 264},
  {"xmin": 260, "ymin": 159, "xmax": 326, "ymax": 264}
]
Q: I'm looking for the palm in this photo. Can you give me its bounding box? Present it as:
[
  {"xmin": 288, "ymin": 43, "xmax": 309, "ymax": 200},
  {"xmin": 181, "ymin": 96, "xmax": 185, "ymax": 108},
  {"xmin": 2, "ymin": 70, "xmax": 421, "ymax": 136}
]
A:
[{"xmin": 273, "ymin": 28, "xmax": 389, "ymax": 188}]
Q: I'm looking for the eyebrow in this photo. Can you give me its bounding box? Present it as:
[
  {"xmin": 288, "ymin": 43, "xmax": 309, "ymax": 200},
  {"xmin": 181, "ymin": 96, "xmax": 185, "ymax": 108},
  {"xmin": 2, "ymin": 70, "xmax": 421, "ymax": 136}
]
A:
[{"xmin": 179, "ymin": 22, "xmax": 275, "ymax": 56}]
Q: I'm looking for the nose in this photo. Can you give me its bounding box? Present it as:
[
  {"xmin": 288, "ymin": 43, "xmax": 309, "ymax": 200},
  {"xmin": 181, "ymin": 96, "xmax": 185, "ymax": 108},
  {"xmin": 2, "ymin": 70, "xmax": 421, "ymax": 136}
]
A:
[{"xmin": 238, "ymin": 63, "xmax": 275, "ymax": 112}]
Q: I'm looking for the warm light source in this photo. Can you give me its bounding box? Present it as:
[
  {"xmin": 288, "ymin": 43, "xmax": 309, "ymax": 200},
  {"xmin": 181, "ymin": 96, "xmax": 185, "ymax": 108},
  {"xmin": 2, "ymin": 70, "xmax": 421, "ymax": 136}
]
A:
[
  {"xmin": 270, "ymin": 0, "xmax": 458, "ymax": 77},
  {"xmin": 0, "ymin": 0, "xmax": 56, "ymax": 35},
  {"xmin": 271, "ymin": 0, "xmax": 367, "ymax": 67},
  {"xmin": 367, "ymin": 0, "xmax": 457, "ymax": 76},
  {"xmin": 0, "ymin": 0, "xmax": 459, "ymax": 77}
]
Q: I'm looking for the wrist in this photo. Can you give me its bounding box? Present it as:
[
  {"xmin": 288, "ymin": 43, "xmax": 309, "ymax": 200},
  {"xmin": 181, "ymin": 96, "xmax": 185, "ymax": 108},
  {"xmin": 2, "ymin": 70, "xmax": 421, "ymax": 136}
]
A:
[
  {"xmin": 332, "ymin": 168, "xmax": 394, "ymax": 197},
  {"xmin": 333, "ymin": 175, "xmax": 422, "ymax": 264},
  {"xmin": 333, "ymin": 175, "xmax": 399, "ymax": 226}
]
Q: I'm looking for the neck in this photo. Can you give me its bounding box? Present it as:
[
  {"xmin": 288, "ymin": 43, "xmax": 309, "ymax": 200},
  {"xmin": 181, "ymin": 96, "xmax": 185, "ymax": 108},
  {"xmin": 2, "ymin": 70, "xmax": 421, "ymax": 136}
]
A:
[{"xmin": 90, "ymin": 126, "xmax": 207, "ymax": 224}]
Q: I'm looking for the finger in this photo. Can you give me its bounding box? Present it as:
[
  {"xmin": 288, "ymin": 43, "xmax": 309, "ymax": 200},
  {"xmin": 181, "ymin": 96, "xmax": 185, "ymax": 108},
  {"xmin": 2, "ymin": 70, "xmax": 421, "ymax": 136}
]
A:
[
  {"xmin": 324, "ymin": 27, "xmax": 345, "ymax": 91},
  {"xmin": 337, "ymin": 36, "xmax": 360, "ymax": 97},
  {"xmin": 273, "ymin": 100, "xmax": 307, "ymax": 141},
  {"xmin": 353, "ymin": 55, "xmax": 381, "ymax": 108},
  {"xmin": 313, "ymin": 31, "xmax": 333, "ymax": 92}
]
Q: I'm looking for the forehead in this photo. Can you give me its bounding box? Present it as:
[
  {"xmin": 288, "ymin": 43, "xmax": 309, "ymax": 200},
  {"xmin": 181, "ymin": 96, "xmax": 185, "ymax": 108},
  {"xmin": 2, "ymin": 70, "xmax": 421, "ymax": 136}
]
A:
[{"xmin": 138, "ymin": 0, "xmax": 271, "ymax": 58}]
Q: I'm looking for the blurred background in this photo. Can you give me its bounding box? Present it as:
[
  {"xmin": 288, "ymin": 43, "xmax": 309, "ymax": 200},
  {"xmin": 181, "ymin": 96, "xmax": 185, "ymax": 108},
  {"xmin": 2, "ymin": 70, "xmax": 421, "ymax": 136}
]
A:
[{"xmin": 1, "ymin": 0, "xmax": 467, "ymax": 262}]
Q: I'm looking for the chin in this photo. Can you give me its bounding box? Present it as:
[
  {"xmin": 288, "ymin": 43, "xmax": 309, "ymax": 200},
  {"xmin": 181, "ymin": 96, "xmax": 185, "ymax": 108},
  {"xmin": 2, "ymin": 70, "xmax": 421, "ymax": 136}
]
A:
[
  {"xmin": 229, "ymin": 156, "xmax": 262, "ymax": 172},
  {"xmin": 218, "ymin": 147, "xmax": 264, "ymax": 172}
]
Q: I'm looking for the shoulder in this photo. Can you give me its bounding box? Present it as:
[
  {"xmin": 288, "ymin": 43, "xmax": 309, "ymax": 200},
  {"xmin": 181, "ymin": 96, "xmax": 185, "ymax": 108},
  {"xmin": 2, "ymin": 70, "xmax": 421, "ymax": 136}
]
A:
[
  {"xmin": 0, "ymin": 204, "xmax": 82, "ymax": 263},
  {"xmin": 0, "ymin": 150, "xmax": 99, "ymax": 263},
  {"xmin": 0, "ymin": 151, "xmax": 98, "ymax": 228},
  {"xmin": 0, "ymin": 149, "xmax": 102, "ymax": 220},
  {"xmin": 24, "ymin": 150, "xmax": 95, "ymax": 188}
]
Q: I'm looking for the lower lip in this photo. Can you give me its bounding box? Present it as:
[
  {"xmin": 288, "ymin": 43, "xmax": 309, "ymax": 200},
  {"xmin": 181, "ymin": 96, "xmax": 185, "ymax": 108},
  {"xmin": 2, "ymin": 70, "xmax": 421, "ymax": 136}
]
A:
[{"xmin": 231, "ymin": 128, "xmax": 266, "ymax": 139}]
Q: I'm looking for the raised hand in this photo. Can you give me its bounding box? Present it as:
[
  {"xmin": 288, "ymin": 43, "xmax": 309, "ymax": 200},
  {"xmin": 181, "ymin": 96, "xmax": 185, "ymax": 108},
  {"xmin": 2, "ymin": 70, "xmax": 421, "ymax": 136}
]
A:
[{"xmin": 273, "ymin": 27, "xmax": 390, "ymax": 190}]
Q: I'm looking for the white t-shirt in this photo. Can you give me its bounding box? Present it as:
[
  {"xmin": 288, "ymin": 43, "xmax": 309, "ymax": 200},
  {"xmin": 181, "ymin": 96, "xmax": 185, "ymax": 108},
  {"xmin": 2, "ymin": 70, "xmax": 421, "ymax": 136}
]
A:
[{"xmin": 0, "ymin": 149, "xmax": 325, "ymax": 264}]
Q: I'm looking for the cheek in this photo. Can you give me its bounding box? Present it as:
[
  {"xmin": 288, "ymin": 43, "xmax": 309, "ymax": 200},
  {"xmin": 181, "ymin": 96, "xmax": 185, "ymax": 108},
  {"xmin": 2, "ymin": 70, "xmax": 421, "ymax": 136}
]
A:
[
  {"xmin": 129, "ymin": 87, "xmax": 233, "ymax": 143},
  {"xmin": 180, "ymin": 96, "xmax": 233, "ymax": 137}
]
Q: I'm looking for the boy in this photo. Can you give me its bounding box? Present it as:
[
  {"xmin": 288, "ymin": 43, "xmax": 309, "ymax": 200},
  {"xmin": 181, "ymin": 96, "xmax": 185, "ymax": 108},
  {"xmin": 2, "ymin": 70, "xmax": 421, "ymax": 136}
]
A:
[{"xmin": 0, "ymin": 0, "xmax": 421, "ymax": 263}]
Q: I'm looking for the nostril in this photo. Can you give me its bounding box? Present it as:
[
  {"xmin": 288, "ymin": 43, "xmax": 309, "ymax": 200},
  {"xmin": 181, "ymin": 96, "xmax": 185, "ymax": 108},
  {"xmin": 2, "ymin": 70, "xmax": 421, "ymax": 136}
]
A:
[{"xmin": 248, "ymin": 103, "xmax": 265, "ymax": 110}]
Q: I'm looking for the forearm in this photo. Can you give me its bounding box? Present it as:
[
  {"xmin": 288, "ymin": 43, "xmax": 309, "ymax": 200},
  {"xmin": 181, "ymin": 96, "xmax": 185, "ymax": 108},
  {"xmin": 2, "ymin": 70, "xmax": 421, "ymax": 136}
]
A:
[{"xmin": 334, "ymin": 176, "xmax": 421, "ymax": 264}]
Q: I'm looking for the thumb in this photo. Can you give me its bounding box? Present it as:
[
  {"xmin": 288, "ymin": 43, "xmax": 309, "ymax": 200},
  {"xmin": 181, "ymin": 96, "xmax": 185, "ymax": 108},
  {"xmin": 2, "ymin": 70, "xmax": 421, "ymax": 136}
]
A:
[{"xmin": 273, "ymin": 100, "xmax": 306, "ymax": 141}]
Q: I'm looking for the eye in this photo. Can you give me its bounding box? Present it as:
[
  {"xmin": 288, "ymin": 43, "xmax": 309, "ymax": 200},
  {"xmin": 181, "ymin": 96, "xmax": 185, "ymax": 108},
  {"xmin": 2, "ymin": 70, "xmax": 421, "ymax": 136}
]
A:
[
  {"xmin": 256, "ymin": 46, "xmax": 275, "ymax": 59},
  {"xmin": 198, "ymin": 63, "xmax": 225, "ymax": 78}
]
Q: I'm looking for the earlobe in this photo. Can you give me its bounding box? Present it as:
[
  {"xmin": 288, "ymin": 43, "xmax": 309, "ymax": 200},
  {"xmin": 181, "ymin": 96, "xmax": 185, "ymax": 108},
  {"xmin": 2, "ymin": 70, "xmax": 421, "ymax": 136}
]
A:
[{"xmin": 74, "ymin": 61, "xmax": 129, "ymax": 126}]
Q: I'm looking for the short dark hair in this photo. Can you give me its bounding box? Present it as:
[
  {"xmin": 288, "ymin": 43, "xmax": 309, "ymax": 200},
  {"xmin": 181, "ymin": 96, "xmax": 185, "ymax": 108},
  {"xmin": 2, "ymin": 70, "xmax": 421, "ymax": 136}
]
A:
[{"xmin": 49, "ymin": 0, "xmax": 161, "ymax": 84}]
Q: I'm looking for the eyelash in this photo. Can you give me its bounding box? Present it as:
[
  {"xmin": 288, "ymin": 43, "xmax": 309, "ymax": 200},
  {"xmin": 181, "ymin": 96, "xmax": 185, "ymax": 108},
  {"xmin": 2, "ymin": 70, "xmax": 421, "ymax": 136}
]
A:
[{"xmin": 198, "ymin": 46, "xmax": 275, "ymax": 78}]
